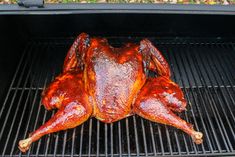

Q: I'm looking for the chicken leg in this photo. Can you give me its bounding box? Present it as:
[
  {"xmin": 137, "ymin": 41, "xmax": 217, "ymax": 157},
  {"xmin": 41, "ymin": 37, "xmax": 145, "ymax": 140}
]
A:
[
  {"xmin": 18, "ymin": 102, "xmax": 92, "ymax": 152},
  {"xmin": 136, "ymin": 39, "xmax": 203, "ymax": 144},
  {"xmin": 133, "ymin": 78, "xmax": 203, "ymax": 144},
  {"xmin": 19, "ymin": 71, "xmax": 92, "ymax": 152}
]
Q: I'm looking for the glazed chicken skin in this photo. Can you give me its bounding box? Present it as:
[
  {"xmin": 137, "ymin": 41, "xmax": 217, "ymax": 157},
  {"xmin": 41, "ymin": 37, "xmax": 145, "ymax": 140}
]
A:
[
  {"xmin": 85, "ymin": 38, "xmax": 146, "ymax": 123},
  {"xmin": 19, "ymin": 33, "xmax": 203, "ymax": 152}
]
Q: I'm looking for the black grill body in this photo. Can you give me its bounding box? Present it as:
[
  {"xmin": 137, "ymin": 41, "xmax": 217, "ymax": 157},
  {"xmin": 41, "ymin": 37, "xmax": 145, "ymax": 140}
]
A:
[{"xmin": 0, "ymin": 12, "xmax": 235, "ymax": 157}]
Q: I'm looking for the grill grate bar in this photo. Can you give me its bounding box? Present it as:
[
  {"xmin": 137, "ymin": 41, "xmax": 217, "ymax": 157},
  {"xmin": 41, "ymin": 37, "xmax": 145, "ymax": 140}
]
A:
[
  {"xmin": 5, "ymin": 153, "xmax": 235, "ymax": 157},
  {"xmin": 0, "ymin": 39, "xmax": 235, "ymax": 157},
  {"xmin": 0, "ymin": 44, "xmax": 34, "ymax": 143},
  {"xmin": 9, "ymin": 44, "xmax": 46, "ymax": 156},
  {"xmin": 117, "ymin": 121, "xmax": 122, "ymax": 157},
  {"xmin": 173, "ymin": 46, "xmax": 214, "ymax": 153},
  {"xmin": 186, "ymin": 47, "xmax": 224, "ymax": 152},
  {"xmin": 199, "ymin": 45, "xmax": 235, "ymax": 150},
  {"xmin": 96, "ymin": 121, "xmax": 100, "ymax": 157},
  {"xmin": 157, "ymin": 123, "xmax": 164, "ymax": 155},
  {"xmin": 214, "ymin": 45, "xmax": 235, "ymax": 117},
  {"xmin": 193, "ymin": 47, "xmax": 232, "ymax": 151},
  {"xmin": 2, "ymin": 48, "xmax": 40, "ymax": 156},
  {"xmin": 166, "ymin": 47, "xmax": 184, "ymax": 155},
  {"xmin": 42, "ymin": 51, "xmax": 58, "ymax": 157},
  {"xmin": 186, "ymin": 49, "xmax": 223, "ymax": 152},
  {"xmin": 62, "ymin": 130, "xmax": 68, "ymax": 156},
  {"xmin": 110, "ymin": 123, "xmax": 114, "ymax": 157},
  {"xmin": 71, "ymin": 127, "xmax": 76, "ymax": 156},
  {"xmin": 44, "ymin": 103, "xmax": 55, "ymax": 156},
  {"xmin": 149, "ymin": 122, "xmax": 157, "ymax": 156},
  {"xmin": 179, "ymin": 47, "xmax": 213, "ymax": 154},
  {"xmin": 105, "ymin": 123, "xmax": 108, "ymax": 157},
  {"xmin": 215, "ymin": 44, "xmax": 235, "ymax": 105},
  {"xmin": 88, "ymin": 119, "xmax": 93, "ymax": 157},
  {"xmin": 10, "ymin": 85, "xmax": 235, "ymax": 90},
  {"xmin": 174, "ymin": 130, "xmax": 181, "ymax": 155},
  {"xmin": 53, "ymin": 129, "xmax": 59, "ymax": 156},
  {"xmin": 181, "ymin": 90, "xmax": 195, "ymax": 155},
  {"xmin": 133, "ymin": 116, "xmax": 140, "ymax": 156},
  {"xmin": 140, "ymin": 119, "xmax": 148, "ymax": 156},
  {"xmin": 220, "ymin": 44, "xmax": 235, "ymax": 86},
  {"xmin": 125, "ymin": 118, "xmax": 131, "ymax": 157},
  {"xmin": 165, "ymin": 126, "xmax": 173, "ymax": 155},
  {"xmin": 169, "ymin": 47, "xmax": 199, "ymax": 154},
  {"xmin": 0, "ymin": 43, "xmax": 29, "ymax": 122},
  {"xmin": 192, "ymin": 48, "xmax": 232, "ymax": 152},
  {"xmin": 31, "ymin": 77, "xmax": 50, "ymax": 157},
  {"xmin": 42, "ymin": 113, "xmax": 50, "ymax": 154},
  {"xmin": 32, "ymin": 44, "xmax": 55, "ymax": 156},
  {"xmin": 79, "ymin": 124, "xmax": 84, "ymax": 157}
]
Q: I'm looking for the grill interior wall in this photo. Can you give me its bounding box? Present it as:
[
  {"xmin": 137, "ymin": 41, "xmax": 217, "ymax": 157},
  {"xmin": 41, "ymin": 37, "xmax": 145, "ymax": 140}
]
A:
[{"xmin": 0, "ymin": 37, "xmax": 234, "ymax": 156}]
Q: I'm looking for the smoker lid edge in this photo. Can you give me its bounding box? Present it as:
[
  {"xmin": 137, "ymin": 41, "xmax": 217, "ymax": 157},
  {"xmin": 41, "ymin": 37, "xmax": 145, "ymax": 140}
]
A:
[{"xmin": 0, "ymin": 4, "xmax": 235, "ymax": 15}]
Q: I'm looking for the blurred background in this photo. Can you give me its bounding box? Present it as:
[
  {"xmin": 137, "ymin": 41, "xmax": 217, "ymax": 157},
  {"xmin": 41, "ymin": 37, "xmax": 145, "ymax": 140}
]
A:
[{"xmin": 0, "ymin": 0, "xmax": 234, "ymax": 5}]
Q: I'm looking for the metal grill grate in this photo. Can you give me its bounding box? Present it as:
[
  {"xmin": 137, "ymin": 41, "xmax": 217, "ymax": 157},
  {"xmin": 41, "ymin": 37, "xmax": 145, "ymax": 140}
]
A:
[{"xmin": 0, "ymin": 37, "xmax": 235, "ymax": 157}]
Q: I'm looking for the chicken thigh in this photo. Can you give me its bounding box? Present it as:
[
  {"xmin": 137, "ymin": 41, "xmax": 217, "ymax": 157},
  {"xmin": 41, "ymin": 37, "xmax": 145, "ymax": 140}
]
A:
[{"xmin": 19, "ymin": 33, "xmax": 203, "ymax": 152}]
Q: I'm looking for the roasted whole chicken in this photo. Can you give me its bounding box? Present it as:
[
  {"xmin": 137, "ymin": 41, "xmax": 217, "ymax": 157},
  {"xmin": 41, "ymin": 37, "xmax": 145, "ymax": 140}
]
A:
[{"xmin": 19, "ymin": 33, "xmax": 203, "ymax": 152}]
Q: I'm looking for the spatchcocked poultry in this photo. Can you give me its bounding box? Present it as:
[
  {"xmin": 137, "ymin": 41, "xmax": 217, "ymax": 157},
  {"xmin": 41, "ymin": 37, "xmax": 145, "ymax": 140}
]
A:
[{"xmin": 19, "ymin": 33, "xmax": 203, "ymax": 152}]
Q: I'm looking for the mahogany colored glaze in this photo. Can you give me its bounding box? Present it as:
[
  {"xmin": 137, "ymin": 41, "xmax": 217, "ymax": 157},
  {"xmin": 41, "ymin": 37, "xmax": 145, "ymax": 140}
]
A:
[
  {"xmin": 85, "ymin": 38, "xmax": 146, "ymax": 123},
  {"xmin": 18, "ymin": 33, "xmax": 203, "ymax": 153}
]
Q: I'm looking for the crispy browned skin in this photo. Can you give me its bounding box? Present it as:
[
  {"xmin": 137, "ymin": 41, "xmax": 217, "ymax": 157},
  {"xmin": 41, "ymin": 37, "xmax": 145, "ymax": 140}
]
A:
[
  {"xmin": 134, "ymin": 39, "xmax": 202, "ymax": 144},
  {"xmin": 19, "ymin": 33, "xmax": 203, "ymax": 152},
  {"xmin": 18, "ymin": 70, "xmax": 92, "ymax": 152},
  {"xmin": 136, "ymin": 77, "xmax": 187, "ymax": 112},
  {"xmin": 63, "ymin": 33, "xmax": 89, "ymax": 73},
  {"xmin": 85, "ymin": 38, "xmax": 146, "ymax": 123},
  {"xmin": 133, "ymin": 77, "xmax": 202, "ymax": 144}
]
